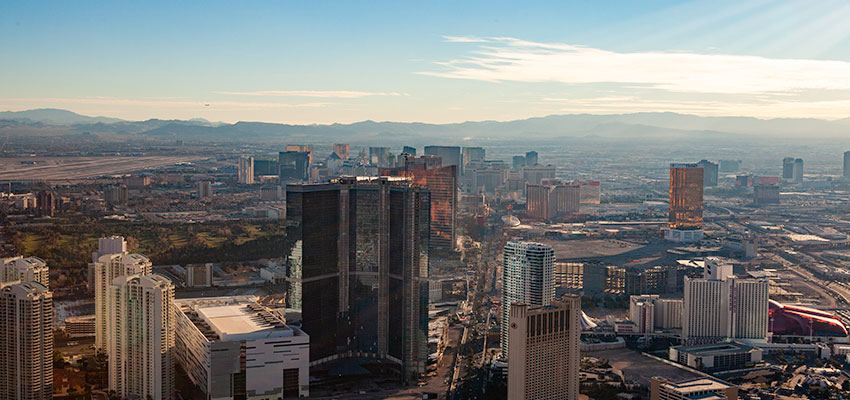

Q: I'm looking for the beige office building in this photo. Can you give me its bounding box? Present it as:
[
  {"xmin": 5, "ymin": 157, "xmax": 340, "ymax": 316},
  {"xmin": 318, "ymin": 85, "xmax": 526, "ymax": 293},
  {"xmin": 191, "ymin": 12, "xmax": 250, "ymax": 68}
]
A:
[{"xmin": 507, "ymin": 296, "xmax": 580, "ymax": 400}]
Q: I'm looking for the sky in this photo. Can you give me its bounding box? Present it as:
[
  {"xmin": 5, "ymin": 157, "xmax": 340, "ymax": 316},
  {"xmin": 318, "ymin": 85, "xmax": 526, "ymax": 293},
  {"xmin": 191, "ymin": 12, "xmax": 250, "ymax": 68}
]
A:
[{"xmin": 1, "ymin": 0, "xmax": 850, "ymax": 124}]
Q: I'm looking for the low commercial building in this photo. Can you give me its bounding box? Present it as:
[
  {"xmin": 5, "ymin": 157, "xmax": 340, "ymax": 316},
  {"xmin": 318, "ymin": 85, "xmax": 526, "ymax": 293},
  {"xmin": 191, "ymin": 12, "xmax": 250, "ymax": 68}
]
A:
[
  {"xmin": 650, "ymin": 376, "xmax": 738, "ymax": 400},
  {"xmin": 669, "ymin": 341, "xmax": 763, "ymax": 371},
  {"xmin": 64, "ymin": 315, "xmax": 96, "ymax": 338},
  {"xmin": 174, "ymin": 296, "xmax": 309, "ymax": 399}
]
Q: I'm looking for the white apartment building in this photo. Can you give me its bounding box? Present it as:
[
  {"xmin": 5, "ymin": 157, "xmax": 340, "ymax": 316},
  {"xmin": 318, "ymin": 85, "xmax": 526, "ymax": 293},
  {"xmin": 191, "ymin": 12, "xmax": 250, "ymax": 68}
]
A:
[
  {"xmin": 683, "ymin": 258, "xmax": 769, "ymax": 345},
  {"xmin": 507, "ymin": 297, "xmax": 580, "ymax": 400},
  {"xmin": 629, "ymin": 295, "xmax": 656, "ymax": 335},
  {"xmin": 174, "ymin": 296, "xmax": 310, "ymax": 399},
  {"xmin": 655, "ymin": 298, "xmax": 683, "ymax": 330},
  {"xmin": 108, "ymin": 274, "xmax": 175, "ymax": 400},
  {"xmin": 0, "ymin": 256, "xmax": 49, "ymax": 287},
  {"xmin": 0, "ymin": 281, "xmax": 53, "ymax": 400},
  {"xmin": 93, "ymin": 252, "xmax": 152, "ymax": 351},
  {"xmin": 501, "ymin": 241, "xmax": 555, "ymax": 359}
]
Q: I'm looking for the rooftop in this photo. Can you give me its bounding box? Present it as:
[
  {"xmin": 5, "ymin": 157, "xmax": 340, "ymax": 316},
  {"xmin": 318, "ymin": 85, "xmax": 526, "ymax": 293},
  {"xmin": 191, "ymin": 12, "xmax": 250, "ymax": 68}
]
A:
[
  {"xmin": 659, "ymin": 376, "xmax": 735, "ymax": 395},
  {"xmin": 671, "ymin": 341, "xmax": 758, "ymax": 356},
  {"xmin": 175, "ymin": 296, "xmax": 304, "ymax": 342}
]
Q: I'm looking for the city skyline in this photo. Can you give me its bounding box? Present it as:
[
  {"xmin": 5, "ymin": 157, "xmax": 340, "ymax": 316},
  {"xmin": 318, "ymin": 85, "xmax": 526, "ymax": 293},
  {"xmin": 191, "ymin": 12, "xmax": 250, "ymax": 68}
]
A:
[{"xmin": 3, "ymin": 1, "xmax": 850, "ymax": 124}]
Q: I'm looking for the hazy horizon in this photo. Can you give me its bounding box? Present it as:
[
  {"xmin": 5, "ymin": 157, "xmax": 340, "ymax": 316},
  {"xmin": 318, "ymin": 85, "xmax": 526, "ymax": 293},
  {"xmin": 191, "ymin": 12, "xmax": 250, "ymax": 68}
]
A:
[{"xmin": 3, "ymin": 1, "xmax": 850, "ymax": 124}]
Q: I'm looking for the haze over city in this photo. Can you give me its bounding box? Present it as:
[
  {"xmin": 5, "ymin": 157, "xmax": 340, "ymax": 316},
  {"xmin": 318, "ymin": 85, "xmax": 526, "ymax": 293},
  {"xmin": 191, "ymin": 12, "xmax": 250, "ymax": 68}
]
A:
[{"xmin": 2, "ymin": 2, "xmax": 850, "ymax": 400}]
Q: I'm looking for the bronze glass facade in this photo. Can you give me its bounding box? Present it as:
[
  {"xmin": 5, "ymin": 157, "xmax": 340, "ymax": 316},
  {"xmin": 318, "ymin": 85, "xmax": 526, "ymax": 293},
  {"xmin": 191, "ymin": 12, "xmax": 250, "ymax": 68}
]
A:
[{"xmin": 669, "ymin": 163, "xmax": 704, "ymax": 230}]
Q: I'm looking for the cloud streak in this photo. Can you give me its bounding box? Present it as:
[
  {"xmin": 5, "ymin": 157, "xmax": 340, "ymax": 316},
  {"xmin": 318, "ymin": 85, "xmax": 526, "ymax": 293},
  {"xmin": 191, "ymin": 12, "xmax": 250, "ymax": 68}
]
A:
[
  {"xmin": 0, "ymin": 97, "xmax": 330, "ymax": 109},
  {"xmin": 422, "ymin": 37, "xmax": 850, "ymax": 95},
  {"xmin": 213, "ymin": 90, "xmax": 404, "ymax": 98}
]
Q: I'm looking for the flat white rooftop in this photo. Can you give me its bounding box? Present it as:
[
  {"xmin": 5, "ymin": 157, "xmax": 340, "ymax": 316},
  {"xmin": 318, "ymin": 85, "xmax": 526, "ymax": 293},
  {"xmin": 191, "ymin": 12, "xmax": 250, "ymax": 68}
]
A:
[{"xmin": 177, "ymin": 297, "xmax": 301, "ymax": 342}]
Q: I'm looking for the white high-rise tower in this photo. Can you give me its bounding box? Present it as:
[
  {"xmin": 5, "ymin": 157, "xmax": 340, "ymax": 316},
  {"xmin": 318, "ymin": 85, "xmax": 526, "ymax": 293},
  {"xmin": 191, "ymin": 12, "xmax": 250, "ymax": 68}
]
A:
[
  {"xmin": 108, "ymin": 274, "xmax": 175, "ymax": 400},
  {"xmin": 93, "ymin": 252, "xmax": 152, "ymax": 351},
  {"xmin": 501, "ymin": 241, "xmax": 555, "ymax": 359},
  {"xmin": 0, "ymin": 281, "xmax": 53, "ymax": 400}
]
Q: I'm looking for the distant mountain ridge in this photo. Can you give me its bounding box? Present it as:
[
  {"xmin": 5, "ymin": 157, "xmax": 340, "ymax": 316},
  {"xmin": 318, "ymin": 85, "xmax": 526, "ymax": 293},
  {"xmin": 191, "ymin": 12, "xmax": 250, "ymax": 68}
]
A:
[{"xmin": 1, "ymin": 108, "xmax": 848, "ymax": 142}]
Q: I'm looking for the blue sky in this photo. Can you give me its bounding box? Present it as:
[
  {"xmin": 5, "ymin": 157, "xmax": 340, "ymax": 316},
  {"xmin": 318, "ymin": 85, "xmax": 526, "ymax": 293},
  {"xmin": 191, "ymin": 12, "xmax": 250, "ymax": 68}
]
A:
[{"xmin": 2, "ymin": 1, "xmax": 850, "ymax": 123}]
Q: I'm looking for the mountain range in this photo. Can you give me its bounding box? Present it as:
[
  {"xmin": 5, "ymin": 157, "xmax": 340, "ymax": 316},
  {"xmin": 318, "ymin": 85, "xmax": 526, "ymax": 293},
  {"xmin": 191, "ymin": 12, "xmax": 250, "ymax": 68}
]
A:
[{"xmin": 1, "ymin": 108, "xmax": 848, "ymax": 143}]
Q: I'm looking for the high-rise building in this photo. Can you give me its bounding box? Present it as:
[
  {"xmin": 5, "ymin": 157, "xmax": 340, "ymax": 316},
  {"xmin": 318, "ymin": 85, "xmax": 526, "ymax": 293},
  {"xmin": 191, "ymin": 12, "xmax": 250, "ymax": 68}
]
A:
[
  {"xmin": 461, "ymin": 147, "xmax": 485, "ymax": 175},
  {"xmin": 521, "ymin": 164, "xmax": 556, "ymax": 185},
  {"xmin": 402, "ymin": 145, "xmax": 416, "ymax": 156},
  {"xmin": 792, "ymin": 158, "xmax": 804, "ymax": 183},
  {"xmin": 104, "ymin": 185, "xmax": 128, "ymax": 205},
  {"xmin": 424, "ymin": 145, "xmax": 461, "ymax": 169},
  {"xmin": 238, "ymin": 155, "xmax": 254, "ymax": 184},
  {"xmin": 682, "ymin": 257, "xmax": 769, "ymax": 345},
  {"xmin": 196, "ymin": 181, "xmax": 212, "ymax": 198},
  {"xmin": 526, "ymin": 182, "xmax": 580, "ymax": 220},
  {"xmin": 368, "ymin": 146, "xmax": 392, "ymax": 167},
  {"xmin": 285, "ymin": 177, "xmax": 430, "ymax": 380},
  {"xmin": 472, "ymin": 168, "xmax": 507, "ymax": 193},
  {"xmin": 36, "ymin": 190, "xmax": 55, "ymax": 217},
  {"xmin": 650, "ymin": 377, "xmax": 738, "ymax": 400},
  {"xmin": 253, "ymin": 159, "xmax": 280, "ymax": 176},
  {"xmin": 333, "ymin": 143, "xmax": 350, "ymax": 160},
  {"xmin": 285, "ymin": 144, "xmax": 313, "ymax": 165},
  {"xmin": 782, "ymin": 157, "xmax": 795, "ymax": 179},
  {"xmin": 507, "ymin": 297, "xmax": 580, "ymax": 400},
  {"xmin": 512, "ymin": 155, "xmax": 526, "ymax": 171},
  {"xmin": 525, "ymin": 151, "xmax": 539, "ymax": 166},
  {"xmin": 0, "ymin": 281, "xmax": 53, "ymax": 400},
  {"xmin": 382, "ymin": 162, "xmax": 458, "ymax": 250},
  {"xmin": 844, "ymin": 151, "xmax": 850, "ymax": 179},
  {"xmin": 89, "ymin": 236, "xmax": 129, "ymax": 289},
  {"xmin": 501, "ymin": 241, "xmax": 555, "ymax": 359},
  {"xmin": 92, "ymin": 252, "xmax": 152, "ymax": 351},
  {"xmin": 718, "ymin": 160, "xmax": 740, "ymax": 173},
  {"xmin": 279, "ymin": 151, "xmax": 310, "ymax": 182},
  {"xmin": 174, "ymin": 296, "xmax": 310, "ymax": 399},
  {"xmin": 666, "ymin": 163, "xmax": 704, "ymax": 243},
  {"xmin": 108, "ymin": 274, "xmax": 175, "ymax": 400},
  {"xmin": 754, "ymin": 184, "xmax": 780, "ymax": 206},
  {"xmin": 0, "ymin": 256, "xmax": 49, "ymax": 287},
  {"xmin": 578, "ymin": 180, "xmax": 601, "ymax": 204},
  {"xmin": 655, "ymin": 298, "xmax": 683, "ymax": 330},
  {"xmin": 696, "ymin": 160, "xmax": 719, "ymax": 187},
  {"xmin": 629, "ymin": 295, "xmax": 656, "ymax": 335}
]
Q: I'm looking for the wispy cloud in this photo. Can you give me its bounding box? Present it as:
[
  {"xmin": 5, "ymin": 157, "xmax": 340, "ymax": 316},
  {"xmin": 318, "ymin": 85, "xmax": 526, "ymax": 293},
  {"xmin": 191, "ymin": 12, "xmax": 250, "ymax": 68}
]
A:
[
  {"xmin": 213, "ymin": 90, "xmax": 404, "ymax": 98},
  {"xmin": 421, "ymin": 37, "xmax": 850, "ymax": 95},
  {"xmin": 0, "ymin": 97, "xmax": 330, "ymax": 109}
]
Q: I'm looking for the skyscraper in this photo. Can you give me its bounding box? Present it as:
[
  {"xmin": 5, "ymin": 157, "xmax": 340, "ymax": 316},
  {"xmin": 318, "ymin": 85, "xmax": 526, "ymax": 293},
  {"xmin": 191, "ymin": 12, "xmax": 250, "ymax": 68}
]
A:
[
  {"xmin": 382, "ymin": 161, "xmax": 458, "ymax": 251},
  {"xmin": 93, "ymin": 252, "xmax": 152, "ymax": 351},
  {"xmin": 0, "ymin": 256, "xmax": 49, "ymax": 287},
  {"xmin": 238, "ymin": 155, "xmax": 254, "ymax": 184},
  {"xmin": 782, "ymin": 157, "xmax": 795, "ymax": 179},
  {"xmin": 512, "ymin": 155, "xmax": 526, "ymax": 171},
  {"xmin": 525, "ymin": 151, "xmax": 539, "ymax": 166},
  {"xmin": 522, "ymin": 164, "xmax": 556, "ymax": 185},
  {"xmin": 369, "ymin": 146, "xmax": 392, "ymax": 167},
  {"xmin": 402, "ymin": 145, "xmax": 417, "ymax": 156},
  {"xmin": 0, "ymin": 281, "xmax": 53, "ymax": 400},
  {"xmin": 424, "ymin": 145, "xmax": 461, "ymax": 169},
  {"xmin": 108, "ymin": 274, "xmax": 175, "ymax": 400},
  {"xmin": 461, "ymin": 147, "xmax": 485, "ymax": 175},
  {"xmin": 279, "ymin": 151, "xmax": 310, "ymax": 182},
  {"xmin": 285, "ymin": 177, "xmax": 430, "ymax": 380},
  {"xmin": 792, "ymin": 158, "xmax": 804, "ymax": 183},
  {"xmin": 333, "ymin": 143, "xmax": 350, "ymax": 160},
  {"xmin": 507, "ymin": 298, "xmax": 580, "ymax": 400},
  {"xmin": 501, "ymin": 241, "xmax": 555, "ymax": 359},
  {"xmin": 36, "ymin": 190, "xmax": 55, "ymax": 217},
  {"xmin": 844, "ymin": 151, "xmax": 850, "ymax": 179},
  {"xmin": 696, "ymin": 159, "xmax": 719, "ymax": 187},
  {"xmin": 666, "ymin": 163, "xmax": 704, "ymax": 243},
  {"xmin": 196, "ymin": 181, "xmax": 212, "ymax": 198},
  {"xmin": 682, "ymin": 258, "xmax": 769, "ymax": 345},
  {"xmin": 526, "ymin": 182, "xmax": 580, "ymax": 220}
]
